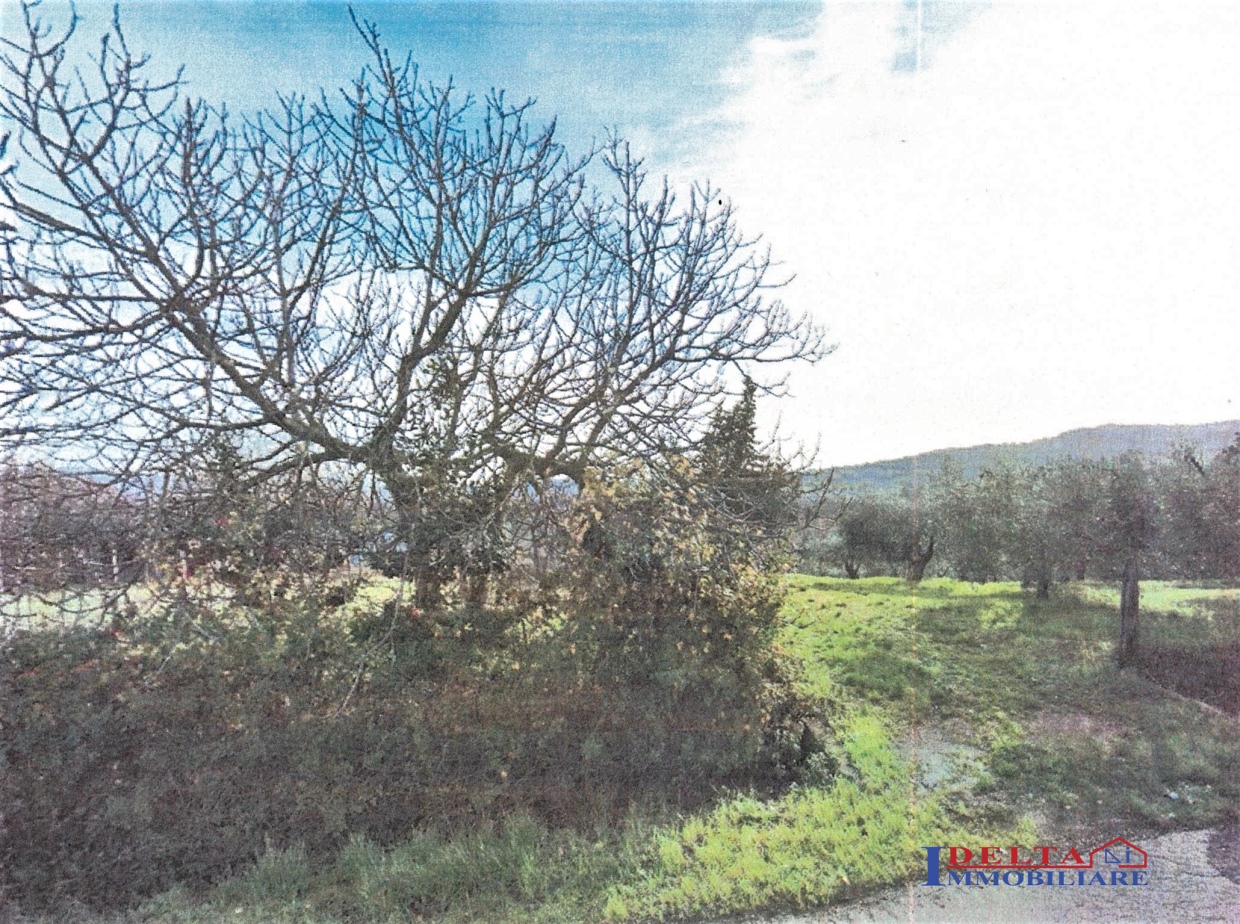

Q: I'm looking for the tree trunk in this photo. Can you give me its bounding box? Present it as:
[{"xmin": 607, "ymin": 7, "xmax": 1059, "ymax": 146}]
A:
[
  {"xmin": 1036, "ymin": 578, "xmax": 1050, "ymax": 599},
  {"xmin": 413, "ymin": 565, "xmax": 446, "ymax": 610},
  {"xmin": 1117, "ymin": 557, "xmax": 1140, "ymax": 668},
  {"xmin": 464, "ymin": 571, "xmax": 489, "ymax": 606},
  {"xmin": 906, "ymin": 535, "xmax": 935, "ymax": 583}
]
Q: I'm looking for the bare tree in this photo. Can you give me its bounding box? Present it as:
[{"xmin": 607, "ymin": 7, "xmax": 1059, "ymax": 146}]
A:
[
  {"xmin": 1, "ymin": 5, "xmax": 826, "ymax": 602},
  {"xmin": 0, "ymin": 460, "xmax": 144, "ymax": 592}
]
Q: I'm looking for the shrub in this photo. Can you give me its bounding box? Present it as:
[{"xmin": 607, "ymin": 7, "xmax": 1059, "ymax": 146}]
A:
[
  {"xmin": 557, "ymin": 459, "xmax": 822, "ymax": 793},
  {"xmin": 0, "ymin": 568, "xmax": 820, "ymax": 913}
]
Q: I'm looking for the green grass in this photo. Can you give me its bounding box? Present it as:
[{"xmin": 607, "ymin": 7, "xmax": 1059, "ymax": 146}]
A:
[
  {"xmin": 1074, "ymin": 581, "xmax": 1240, "ymax": 649},
  {"xmin": 10, "ymin": 819, "xmax": 649, "ymax": 924},
  {"xmin": 601, "ymin": 713, "xmax": 1021, "ymax": 921},
  {"xmin": 1, "ymin": 586, "xmax": 141, "ymax": 631},
  {"xmin": 781, "ymin": 576, "xmax": 1240, "ymax": 844},
  {"xmin": 781, "ymin": 577, "xmax": 1053, "ymax": 721},
  {"xmin": 131, "ymin": 818, "xmax": 647, "ymax": 924}
]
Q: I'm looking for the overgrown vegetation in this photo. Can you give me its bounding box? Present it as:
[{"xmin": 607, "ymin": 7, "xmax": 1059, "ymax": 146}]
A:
[
  {"xmin": 1, "ymin": 495, "xmax": 821, "ymax": 913},
  {"xmin": 8, "ymin": 576, "xmax": 1236, "ymax": 922},
  {"xmin": 1, "ymin": 381, "xmax": 830, "ymax": 915},
  {"xmin": 0, "ymin": 9, "xmax": 830, "ymax": 908}
]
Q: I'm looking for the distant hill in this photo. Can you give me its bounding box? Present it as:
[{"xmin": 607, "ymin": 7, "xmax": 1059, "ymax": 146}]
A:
[{"xmin": 826, "ymin": 420, "xmax": 1240, "ymax": 494}]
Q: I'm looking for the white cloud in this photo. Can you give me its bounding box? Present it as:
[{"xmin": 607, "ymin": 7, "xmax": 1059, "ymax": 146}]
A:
[{"xmin": 680, "ymin": 1, "xmax": 1240, "ymax": 465}]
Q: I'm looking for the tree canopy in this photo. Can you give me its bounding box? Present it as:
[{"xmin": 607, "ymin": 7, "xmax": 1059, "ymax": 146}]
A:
[{"xmin": 1, "ymin": 5, "xmax": 826, "ymax": 594}]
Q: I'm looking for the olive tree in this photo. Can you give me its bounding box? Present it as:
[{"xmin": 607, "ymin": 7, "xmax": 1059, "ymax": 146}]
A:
[
  {"xmin": 831, "ymin": 494, "xmax": 933, "ymax": 580},
  {"xmin": 1091, "ymin": 454, "xmax": 1157, "ymax": 667},
  {"xmin": 1158, "ymin": 437, "xmax": 1240, "ymax": 581}
]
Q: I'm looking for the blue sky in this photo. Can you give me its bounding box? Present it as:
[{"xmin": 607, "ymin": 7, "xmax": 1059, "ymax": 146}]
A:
[
  {"xmin": 5, "ymin": 1, "xmax": 1239, "ymax": 465},
  {"xmin": 52, "ymin": 2, "xmax": 821, "ymax": 166}
]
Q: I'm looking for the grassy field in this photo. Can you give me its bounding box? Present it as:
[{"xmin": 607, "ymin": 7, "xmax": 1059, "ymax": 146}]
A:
[
  {"xmin": 10, "ymin": 577, "xmax": 1239, "ymax": 923},
  {"xmin": 782, "ymin": 578, "xmax": 1240, "ymax": 839}
]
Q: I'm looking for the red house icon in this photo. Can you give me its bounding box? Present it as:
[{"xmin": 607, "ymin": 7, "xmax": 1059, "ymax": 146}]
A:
[{"xmin": 1089, "ymin": 837, "xmax": 1148, "ymax": 869}]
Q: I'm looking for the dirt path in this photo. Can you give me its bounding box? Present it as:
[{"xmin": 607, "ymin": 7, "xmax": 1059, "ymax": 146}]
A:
[{"xmin": 726, "ymin": 827, "xmax": 1240, "ymax": 923}]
